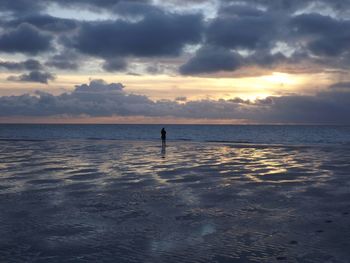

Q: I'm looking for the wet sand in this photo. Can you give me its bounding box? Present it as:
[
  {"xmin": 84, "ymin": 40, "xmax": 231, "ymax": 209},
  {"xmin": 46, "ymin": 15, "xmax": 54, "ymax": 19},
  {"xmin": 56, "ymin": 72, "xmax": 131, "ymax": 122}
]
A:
[{"xmin": 0, "ymin": 140, "xmax": 350, "ymax": 262}]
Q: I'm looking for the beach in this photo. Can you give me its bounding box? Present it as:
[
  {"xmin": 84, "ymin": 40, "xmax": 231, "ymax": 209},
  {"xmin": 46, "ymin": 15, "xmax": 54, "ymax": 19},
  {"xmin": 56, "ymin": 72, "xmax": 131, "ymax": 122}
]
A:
[{"xmin": 0, "ymin": 139, "xmax": 350, "ymax": 262}]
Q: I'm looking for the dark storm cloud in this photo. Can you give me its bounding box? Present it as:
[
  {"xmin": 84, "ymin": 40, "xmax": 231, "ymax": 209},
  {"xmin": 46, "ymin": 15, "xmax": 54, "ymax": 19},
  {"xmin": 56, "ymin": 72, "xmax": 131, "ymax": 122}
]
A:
[
  {"xmin": 246, "ymin": 50, "xmax": 309, "ymax": 70},
  {"xmin": 0, "ymin": 0, "xmax": 150, "ymax": 14},
  {"xmin": 177, "ymin": 1, "xmax": 350, "ymax": 75},
  {"xmin": 0, "ymin": 23, "xmax": 52, "ymax": 54},
  {"xmin": 218, "ymin": 4, "xmax": 265, "ymax": 17},
  {"xmin": 291, "ymin": 13, "xmax": 350, "ymax": 56},
  {"xmin": 45, "ymin": 60, "xmax": 78, "ymax": 70},
  {"xmin": 0, "ymin": 59, "xmax": 43, "ymax": 71},
  {"xmin": 175, "ymin": 3, "xmax": 291, "ymax": 75},
  {"xmin": 7, "ymin": 0, "xmax": 343, "ymax": 14},
  {"xmin": 68, "ymin": 12, "xmax": 203, "ymax": 58},
  {"xmin": 218, "ymin": 0, "xmax": 350, "ymax": 12},
  {"xmin": 206, "ymin": 14, "xmax": 277, "ymax": 50},
  {"xmin": 0, "ymin": 0, "xmax": 350, "ymax": 74},
  {"xmin": 0, "ymin": 80, "xmax": 349, "ymax": 124},
  {"xmin": 106, "ymin": 1, "xmax": 159, "ymax": 16},
  {"xmin": 7, "ymin": 71, "xmax": 55, "ymax": 84},
  {"xmin": 5, "ymin": 15, "xmax": 78, "ymax": 32},
  {"xmin": 102, "ymin": 58, "xmax": 127, "ymax": 72},
  {"xmin": 255, "ymin": 90, "xmax": 350, "ymax": 123},
  {"xmin": 248, "ymin": 52, "xmax": 287, "ymax": 67},
  {"xmin": 291, "ymin": 13, "xmax": 339, "ymax": 35},
  {"xmin": 45, "ymin": 52, "xmax": 79, "ymax": 70},
  {"xmin": 0, "ymin": 0, "xmax": 44, "ymax": 14},
  {"xmin": 50, "ymin": 0, "xmax": 151, "ymax": 11},
  {"xmin": 180, "ymin": 46, "xmax": 242, "ymax": 75},
  {"xmin": 329, "ymin": 82, "xmax": 350, "ymax": 91},
  {"xmin": 179, "ymin": 46, "xmax": 304, "ymax": 75},
  {"xmin": 3, "ymin": 0, "xmax": 348, "ymax": 16}
]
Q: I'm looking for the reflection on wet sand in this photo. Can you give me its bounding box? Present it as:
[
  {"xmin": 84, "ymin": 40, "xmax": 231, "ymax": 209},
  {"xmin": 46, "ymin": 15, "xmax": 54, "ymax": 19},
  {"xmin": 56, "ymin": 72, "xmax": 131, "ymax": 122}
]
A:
[
  {"xmin": 161, "ymin": 143, "xmax": 166, "ymax": 159},
  {"xmin": 0, "ymin": 140, "xmax": 349, "ymax": 262}
]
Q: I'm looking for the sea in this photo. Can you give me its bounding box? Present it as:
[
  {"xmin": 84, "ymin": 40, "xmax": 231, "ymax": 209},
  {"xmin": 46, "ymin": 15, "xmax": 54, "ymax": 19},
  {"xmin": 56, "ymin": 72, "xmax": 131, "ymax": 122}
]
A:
[
  {"xmin": 0, "ymin": 124, "xmax": 349, "ymax": 146},
  {"xmin": 1, "ymin": 124, "xmax": 350, "ymax": 262}
]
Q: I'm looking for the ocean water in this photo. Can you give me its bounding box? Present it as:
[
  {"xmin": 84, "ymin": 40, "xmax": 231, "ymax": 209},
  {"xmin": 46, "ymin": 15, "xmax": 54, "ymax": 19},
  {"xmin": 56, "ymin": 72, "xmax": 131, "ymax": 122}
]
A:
[
  {"xmin": 0, "ymin": 124, "xmax": 349, "ymax": 145},
  {"xmin": 1, "ymin": 138, "xmax": 350, "ymax": 262},
  {"xmin": 1, "ymin": 125, "xmax": 350, "ymax": 261}
]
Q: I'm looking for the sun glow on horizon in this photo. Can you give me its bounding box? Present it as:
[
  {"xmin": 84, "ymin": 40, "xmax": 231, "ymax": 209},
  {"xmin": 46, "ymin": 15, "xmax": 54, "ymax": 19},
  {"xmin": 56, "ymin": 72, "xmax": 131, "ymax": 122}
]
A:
[
  {"xmin": 0, "ymin": 71, "xmax": 330, "ymax": 102},
  {"xmin": 261, "ymin": 72, "xmax": 298, "ymax": 85}
]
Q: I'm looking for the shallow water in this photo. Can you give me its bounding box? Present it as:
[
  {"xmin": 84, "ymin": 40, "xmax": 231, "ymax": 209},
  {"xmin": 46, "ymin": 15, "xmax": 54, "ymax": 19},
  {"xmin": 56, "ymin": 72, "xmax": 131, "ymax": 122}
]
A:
[
  {"xmin": 1, "ymin": 124, "xmax": 350, "ymax": 146},
  {"xmin": 0, "ymin": 140, "xmax": 350, "ymax": 262}
]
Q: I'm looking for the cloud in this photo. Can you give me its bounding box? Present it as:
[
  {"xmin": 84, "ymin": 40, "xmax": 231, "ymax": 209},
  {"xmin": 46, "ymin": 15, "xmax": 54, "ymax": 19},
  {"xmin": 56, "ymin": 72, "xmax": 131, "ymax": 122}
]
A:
[
  {"xmin": 255, "ymin": 90, "xmax": 350, "ymax": 123},
  {"xmin": 177, "ymin": 2, "xmax": 350, "ymax": 75},
  {"xmin": 0, "ymin": 0, "xmax": 44, "ymax": 14},
  {"xmin": 4, "ymin": 0, "xmax": 338, "ymax": 16},
  {"xmin": 102, "ymin": 58, "xmax": 127, "ymax": 72},
  {"xmin": 45, "ymin": 52, "xmax": 79, "ymax": 70},
  {"xmin": 0, "ymin": 80, "xmax": 349, "ymax": 124},
  {"xmin": 7, "ymin": 71, "xmax": 55, "ymax": 84},
  {"xmin": 68, "ymin": 12, "xmax": 203, "ymax": 58},
  {"xmin": 49, "ymin": 0, "xmax": 151, "ymax": 12},
  {"xmin": 218, "ymin": 0, "xmax": 350, "ymax": 13},
  {"xmin": 175, "ymin": 97, "xmax": 187, "ymax": 102},
  {"xmin": 74, "ymin": 79, "xmax": 124, "ymax": 93},
  {"xmin": 107, "ymin": 1, "xmax": 159, "ymax": 16},
  {"xmin": 0, "ymin": 0, "xmax": 150, "ymax": 14},
  {"xmin": 180, "ymin": 46, "xmax": 242, "ymax": 75},
  {"xmin": 206, "ymin": 7, "xmax": 278, "ymax": 50},
  {"xmin": 178, "ymin": 46, "xmax": 305, "ymax": 75},
  {"xmin": 217, "ymin": 3, "xmax": 266, "ymax": 18},
  {"xmin": 5, "ymin": 15, "xmax": 78, "ymax": 32},
  {"xmin": 290, "ymin": 13, "xmax": 350, "ymax": 56},
  {"xmin": 177, "ymin": 3, "xmax": 296, "ymax": 75},
  {"xmin": 0, "ymin": 23, "xmax": 52, "ymax": 54},
  {"xmin": 329, "ymin": 82, "xmax": 350, "ymax": 91},
  {"xmin": 0, "ymin": 0, "xmax": 350, "ymax": 76},
  {"xmin": 0, "ymin": 59, "xmax": 43, "ymax": 71}
]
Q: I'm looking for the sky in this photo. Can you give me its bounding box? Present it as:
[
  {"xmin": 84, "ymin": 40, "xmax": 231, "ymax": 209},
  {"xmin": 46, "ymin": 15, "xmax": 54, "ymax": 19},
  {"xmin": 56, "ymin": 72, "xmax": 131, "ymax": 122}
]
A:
[{"xmin": 0, "ymin": 0, "xmax": 350, "ymax": 124}]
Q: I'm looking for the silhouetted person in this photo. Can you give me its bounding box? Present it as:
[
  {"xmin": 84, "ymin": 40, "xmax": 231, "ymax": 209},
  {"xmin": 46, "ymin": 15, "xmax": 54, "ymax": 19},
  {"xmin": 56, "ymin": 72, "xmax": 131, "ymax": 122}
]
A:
[{"xmin": 161, "ymin": 127, "xmax": 166, "ymax": 146}]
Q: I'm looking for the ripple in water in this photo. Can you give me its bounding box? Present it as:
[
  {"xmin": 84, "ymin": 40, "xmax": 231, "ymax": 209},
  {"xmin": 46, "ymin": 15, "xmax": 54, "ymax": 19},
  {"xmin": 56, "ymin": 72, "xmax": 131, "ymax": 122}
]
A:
[{"xmin": 0, "ymin": 140, "xmax": 349, "ymax": 262}]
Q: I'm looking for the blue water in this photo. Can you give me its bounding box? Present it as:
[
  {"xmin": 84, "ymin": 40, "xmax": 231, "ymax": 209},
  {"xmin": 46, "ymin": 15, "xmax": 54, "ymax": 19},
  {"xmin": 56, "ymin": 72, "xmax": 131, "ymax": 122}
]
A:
[{"xmin": 0, "ymin": 124, "xmax": 349, "ymax": 146}]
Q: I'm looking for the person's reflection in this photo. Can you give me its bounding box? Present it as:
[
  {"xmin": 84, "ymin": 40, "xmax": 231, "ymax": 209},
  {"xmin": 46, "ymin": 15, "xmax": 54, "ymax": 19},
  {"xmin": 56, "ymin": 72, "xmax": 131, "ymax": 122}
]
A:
[{"xmin": 161, "ymin": 143, "xmax": 166, "ymax": 158}]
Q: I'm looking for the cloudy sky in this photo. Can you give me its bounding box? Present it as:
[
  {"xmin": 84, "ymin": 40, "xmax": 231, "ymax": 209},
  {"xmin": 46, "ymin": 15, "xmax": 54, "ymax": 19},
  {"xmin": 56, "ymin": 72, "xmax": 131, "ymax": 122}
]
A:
[{"xmin": 0, "ymin": 0, "xmax": 350, "ymax": 124}]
